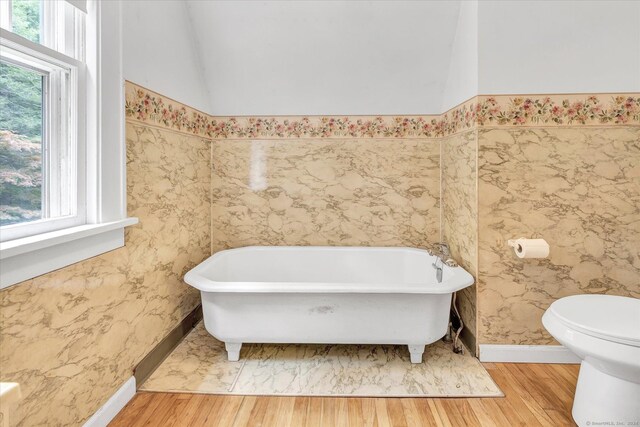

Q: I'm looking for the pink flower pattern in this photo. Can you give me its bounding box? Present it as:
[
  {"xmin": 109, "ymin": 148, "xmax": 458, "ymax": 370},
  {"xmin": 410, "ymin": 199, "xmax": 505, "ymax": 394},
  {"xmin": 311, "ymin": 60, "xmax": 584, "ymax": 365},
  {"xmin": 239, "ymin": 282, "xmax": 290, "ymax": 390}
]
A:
[
  {"xmin": 476, "ymin": 95, "xmax": 639, "ymax": 126},
  {"xmin": 125, "ymin": 84, "xmax": 639, "ymax": 139}
]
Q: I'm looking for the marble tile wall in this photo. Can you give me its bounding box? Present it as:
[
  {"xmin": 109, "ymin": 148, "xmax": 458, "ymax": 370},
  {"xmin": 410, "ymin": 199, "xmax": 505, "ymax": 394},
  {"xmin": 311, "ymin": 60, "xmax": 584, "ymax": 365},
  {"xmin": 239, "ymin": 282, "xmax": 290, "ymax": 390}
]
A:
[
  {"xmin": 441, "ymin": 129, "xmax": 478, "ymax": 350},
  {"xmin": 0, "ymin": 123, "xmax": 211, "ymax": 426},
  {"xmin": 211, "ymin": 138, "xmax": 441, "ymax": 252},
  {"xmin": 477, "ymin": 126, "xmax": 640, "ymax": 344}
]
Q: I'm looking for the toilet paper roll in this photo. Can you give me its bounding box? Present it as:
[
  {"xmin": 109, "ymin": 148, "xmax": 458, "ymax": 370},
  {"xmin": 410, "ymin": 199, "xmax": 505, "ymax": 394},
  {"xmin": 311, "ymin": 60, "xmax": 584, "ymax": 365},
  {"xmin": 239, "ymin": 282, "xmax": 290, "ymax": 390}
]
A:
[{"xmin": 507, "ymin": 238, "xmax": 550, "ymax": 259}]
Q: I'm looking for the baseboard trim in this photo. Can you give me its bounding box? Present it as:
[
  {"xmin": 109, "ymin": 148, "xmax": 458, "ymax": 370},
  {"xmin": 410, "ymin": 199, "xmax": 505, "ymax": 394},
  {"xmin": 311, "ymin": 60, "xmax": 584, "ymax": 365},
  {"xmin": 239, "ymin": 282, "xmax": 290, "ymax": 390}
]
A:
[
  {"xmin": 134, "ymin": 304, "xmax": 203, "ymax": 387},
  {"xmin": 479, "ymin": 344, "xmax": 581, "ymax": 364},
  {"xmin": 83, "ymin": 377, "xmax": 136, "ymax": 427}
]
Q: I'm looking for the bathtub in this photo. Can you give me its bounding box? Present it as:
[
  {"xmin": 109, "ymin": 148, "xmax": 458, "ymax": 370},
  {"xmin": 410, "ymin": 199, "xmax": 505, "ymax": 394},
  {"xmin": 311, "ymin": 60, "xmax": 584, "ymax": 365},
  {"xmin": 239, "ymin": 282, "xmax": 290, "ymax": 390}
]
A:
[{"xmin": 184, "ymin": 246, "xmax": 474, "ymax": 363}]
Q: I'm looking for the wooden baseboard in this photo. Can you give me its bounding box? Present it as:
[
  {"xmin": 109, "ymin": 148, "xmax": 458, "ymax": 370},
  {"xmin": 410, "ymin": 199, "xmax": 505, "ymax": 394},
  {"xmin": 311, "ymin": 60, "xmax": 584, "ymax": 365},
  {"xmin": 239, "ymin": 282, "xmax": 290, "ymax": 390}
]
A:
[{"xmin": 134, "ymin": 305, "xmax": 202, "ymax": 387}]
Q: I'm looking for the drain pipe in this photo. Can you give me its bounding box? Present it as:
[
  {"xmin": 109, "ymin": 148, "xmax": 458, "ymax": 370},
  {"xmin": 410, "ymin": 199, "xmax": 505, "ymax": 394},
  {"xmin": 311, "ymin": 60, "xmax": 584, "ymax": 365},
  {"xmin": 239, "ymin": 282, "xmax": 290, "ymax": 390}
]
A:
[
  {"xmin": 451, "ymin": 291, "xmax": 465, "ymax": 354},
  {"xmin": 430, "ymin": 244, "xmax": 465, "ymax": 354}
]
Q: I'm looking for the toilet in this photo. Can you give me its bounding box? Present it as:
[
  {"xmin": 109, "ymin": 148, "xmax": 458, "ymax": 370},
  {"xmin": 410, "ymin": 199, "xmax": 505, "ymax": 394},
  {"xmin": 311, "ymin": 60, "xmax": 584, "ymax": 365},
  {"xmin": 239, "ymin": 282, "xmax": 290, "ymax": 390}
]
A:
[{"xmin": 542, "ymin": 295, "xmax": 640, "ymax": 427}]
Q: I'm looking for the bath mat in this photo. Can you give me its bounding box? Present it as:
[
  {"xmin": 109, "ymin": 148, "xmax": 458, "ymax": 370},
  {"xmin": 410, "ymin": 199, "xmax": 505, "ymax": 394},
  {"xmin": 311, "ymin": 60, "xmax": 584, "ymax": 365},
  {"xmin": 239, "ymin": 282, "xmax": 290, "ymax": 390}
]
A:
[{"xmin": 140, "ymin": 322, "xmax": 503, "ymax": 397}]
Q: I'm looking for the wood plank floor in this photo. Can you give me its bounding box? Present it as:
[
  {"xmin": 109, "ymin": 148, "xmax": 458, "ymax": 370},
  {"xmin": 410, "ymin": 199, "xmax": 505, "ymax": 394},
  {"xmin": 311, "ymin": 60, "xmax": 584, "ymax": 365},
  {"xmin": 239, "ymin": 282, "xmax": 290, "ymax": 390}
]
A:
[{"xmin": 110, "ymin": 363, "xmax": 580, "ymax": 426}]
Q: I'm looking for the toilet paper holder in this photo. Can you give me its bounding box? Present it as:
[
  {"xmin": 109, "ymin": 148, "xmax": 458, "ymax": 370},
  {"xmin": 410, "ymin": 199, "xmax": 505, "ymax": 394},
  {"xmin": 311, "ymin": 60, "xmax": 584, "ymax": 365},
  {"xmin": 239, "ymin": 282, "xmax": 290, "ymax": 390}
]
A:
[
  {"xmin": 507, "ymin": 239, "xmax": 524, "ymax": 252},
  {"xmin": 507, "ymin": 237, "xmax": 550, "ymax": 258}
]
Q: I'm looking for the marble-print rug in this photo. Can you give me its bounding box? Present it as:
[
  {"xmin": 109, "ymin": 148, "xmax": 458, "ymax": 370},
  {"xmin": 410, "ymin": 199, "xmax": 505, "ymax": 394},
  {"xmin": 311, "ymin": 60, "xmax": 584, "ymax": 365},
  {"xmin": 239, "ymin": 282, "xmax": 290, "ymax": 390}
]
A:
[{"xmin": 140, "ymin": 322, "xmax": 503, "ymax": 397}]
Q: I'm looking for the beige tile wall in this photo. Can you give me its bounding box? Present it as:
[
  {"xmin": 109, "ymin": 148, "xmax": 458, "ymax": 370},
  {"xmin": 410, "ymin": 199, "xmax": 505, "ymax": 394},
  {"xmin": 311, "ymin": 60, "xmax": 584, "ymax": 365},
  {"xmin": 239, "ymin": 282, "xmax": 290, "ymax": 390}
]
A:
[
  {"xmin": 125, "ymin": 83, "xmax": 639, "ymax": 353},
  {"xmin": 0, "ymin": 123, "xmax": 211, "ymax": 426},
  {"xmin": 477, "ymin": 126, "xmax": 640, "ymax": 344},
  {"xmin": 211, "ymin": 138, "xmax": 441, "ymax": 251},
  {"xmin": 441, "ymin": 129, "xmax": 478, "ymax": 349}
]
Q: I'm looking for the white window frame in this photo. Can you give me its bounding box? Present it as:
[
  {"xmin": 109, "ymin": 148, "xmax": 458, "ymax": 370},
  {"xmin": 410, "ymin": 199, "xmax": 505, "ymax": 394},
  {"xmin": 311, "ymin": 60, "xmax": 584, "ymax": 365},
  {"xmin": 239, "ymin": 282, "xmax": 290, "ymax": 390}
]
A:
[
  {"xmin": 0, "ymin": 0, "xmax": 137, "ymax": 289},
  {"xmin": 0, "ymin": 31, "xmax": 86, "ymax": 241}
]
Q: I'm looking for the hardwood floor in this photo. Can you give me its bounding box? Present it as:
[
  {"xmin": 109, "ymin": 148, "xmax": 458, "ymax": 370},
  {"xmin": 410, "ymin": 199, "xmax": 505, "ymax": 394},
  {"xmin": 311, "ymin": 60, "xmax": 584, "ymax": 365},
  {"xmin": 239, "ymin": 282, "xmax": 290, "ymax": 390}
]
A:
[{"xmin": 110, "ymin": 363, "xmax": 580, "ymax": 426}]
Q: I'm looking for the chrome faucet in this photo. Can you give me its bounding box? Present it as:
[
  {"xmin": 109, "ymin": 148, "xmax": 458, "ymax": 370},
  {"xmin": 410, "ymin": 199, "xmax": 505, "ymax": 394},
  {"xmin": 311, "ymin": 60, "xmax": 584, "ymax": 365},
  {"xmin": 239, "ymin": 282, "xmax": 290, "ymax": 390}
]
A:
[
  {"xmin": 435, "ymin": 242, "xmax": 450, "ymax": 258},
  {"xmin": 432, "ymin": 260, "xmax": 444, "ymax": 283},
  {"xmin": 431, "ymin": 242, "xmax": 458, "ymax": 283}
]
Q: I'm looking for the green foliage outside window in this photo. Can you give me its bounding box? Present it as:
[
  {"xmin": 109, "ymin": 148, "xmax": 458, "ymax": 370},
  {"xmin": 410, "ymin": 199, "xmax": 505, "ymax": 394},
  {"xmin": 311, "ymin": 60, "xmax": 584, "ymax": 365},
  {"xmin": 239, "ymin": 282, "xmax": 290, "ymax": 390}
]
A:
[
  {"xmin": 0, "ymin": 0, "xmax": 43, "ymax": 226},
  {"xmin": 12, "ymin": 0, "xmax": 41, "ymax": 43},
  {"xmin": 0, "ymin": 62, "xmax": 43, "ymax": 140}
]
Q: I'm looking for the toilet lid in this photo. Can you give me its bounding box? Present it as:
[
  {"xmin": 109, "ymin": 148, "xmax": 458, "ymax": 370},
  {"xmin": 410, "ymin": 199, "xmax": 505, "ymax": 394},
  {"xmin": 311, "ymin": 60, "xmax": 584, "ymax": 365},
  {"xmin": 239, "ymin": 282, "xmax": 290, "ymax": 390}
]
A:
[{"xmin": 548, "ymin": 295, "xmax": 640, "ymax": 347}]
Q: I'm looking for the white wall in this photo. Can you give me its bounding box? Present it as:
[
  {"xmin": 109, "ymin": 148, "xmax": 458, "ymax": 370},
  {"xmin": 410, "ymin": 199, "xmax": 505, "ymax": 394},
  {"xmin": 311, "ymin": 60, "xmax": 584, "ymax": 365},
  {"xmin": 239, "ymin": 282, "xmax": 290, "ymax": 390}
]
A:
[
  {"xmin": 478, "ymin": 0, "xmax": 640, "ymax": 94},
  {"xmin": 186, "ymin": 1, "xmax": 461, "ymax": 116},
  {"xmin": 121, "ymin": 0, "xmax": 639, "ymax": 114},
  {"xmin": 122, "ymin": 0, "xmax": 211, "ymax": 113},
  {"xmin": 441, "ymin": 1, "xmax": 478, "ymax": 111}
]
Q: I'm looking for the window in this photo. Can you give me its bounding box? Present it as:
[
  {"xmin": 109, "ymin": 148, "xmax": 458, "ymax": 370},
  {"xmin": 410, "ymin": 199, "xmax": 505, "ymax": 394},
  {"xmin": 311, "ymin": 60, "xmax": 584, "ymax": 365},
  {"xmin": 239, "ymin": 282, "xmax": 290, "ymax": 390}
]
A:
[
  {"xmin": 1, "ymin": 0, "xmax": 85, "ymax": 240},
  {"xmin": 1, "ymin": 1, "xmax": 135, "ymax": 289}
]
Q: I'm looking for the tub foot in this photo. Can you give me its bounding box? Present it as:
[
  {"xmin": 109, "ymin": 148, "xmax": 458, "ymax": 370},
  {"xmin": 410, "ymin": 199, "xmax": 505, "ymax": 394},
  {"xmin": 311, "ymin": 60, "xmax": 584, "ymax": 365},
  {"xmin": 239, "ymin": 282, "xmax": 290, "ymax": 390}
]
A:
[
  {"xmin": 225, "ymin": 342, "xmax": 242, "ymax": 361},
  {"xmin": 408, "ymin": 344, "xmax": 425, "ymax": 364}
]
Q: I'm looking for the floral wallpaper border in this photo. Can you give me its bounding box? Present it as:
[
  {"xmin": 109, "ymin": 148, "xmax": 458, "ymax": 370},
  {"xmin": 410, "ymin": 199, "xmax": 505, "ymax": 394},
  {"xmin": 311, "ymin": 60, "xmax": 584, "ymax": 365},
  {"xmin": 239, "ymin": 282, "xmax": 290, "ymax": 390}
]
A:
[
  {"xmin": 125, "ymin": 82, "xmax": 640, "ymax": 140},
  {"xmin": 476, "ymin": 94, "xmax": 639, "ymax": 127}
]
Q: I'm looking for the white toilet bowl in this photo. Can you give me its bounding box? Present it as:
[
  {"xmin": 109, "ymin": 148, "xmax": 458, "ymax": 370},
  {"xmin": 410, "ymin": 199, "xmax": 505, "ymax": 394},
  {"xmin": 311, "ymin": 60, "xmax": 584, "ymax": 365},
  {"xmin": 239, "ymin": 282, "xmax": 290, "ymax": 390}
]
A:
[{"xmin": 542, "ymin": 294, "xmax": 640, "ymax": 427}]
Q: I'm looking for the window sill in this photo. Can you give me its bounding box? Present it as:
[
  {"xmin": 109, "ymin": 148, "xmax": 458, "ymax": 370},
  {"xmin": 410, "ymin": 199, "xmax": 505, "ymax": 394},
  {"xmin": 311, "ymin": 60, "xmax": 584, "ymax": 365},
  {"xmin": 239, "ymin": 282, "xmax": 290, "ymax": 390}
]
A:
[{"xmin": 0, "ymin": 218, "xmax": 138, "ymax": 289}]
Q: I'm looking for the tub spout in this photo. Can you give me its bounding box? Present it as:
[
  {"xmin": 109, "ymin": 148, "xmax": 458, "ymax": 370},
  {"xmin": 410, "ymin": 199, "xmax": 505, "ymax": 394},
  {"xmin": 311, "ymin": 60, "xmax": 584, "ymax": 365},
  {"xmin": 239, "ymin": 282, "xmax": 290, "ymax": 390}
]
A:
[{"xmin": 432, "ymin": 262, "xmax": 443, "ymax": 283}]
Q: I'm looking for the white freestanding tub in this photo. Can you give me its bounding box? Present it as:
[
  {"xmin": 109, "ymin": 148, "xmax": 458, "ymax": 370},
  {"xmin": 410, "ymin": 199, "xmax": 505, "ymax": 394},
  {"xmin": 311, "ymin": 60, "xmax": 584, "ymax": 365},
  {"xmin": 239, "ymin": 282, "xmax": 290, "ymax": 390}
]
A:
[{"xmin": 184, "ymin": 246, "xmax": 474, "ymax": 363}]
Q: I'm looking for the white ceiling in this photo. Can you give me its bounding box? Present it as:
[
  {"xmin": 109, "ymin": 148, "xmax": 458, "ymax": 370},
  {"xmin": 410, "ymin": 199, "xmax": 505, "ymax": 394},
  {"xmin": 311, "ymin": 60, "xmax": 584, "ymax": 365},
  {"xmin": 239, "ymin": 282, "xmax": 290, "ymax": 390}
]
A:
[{"xmin": 185, "ymin": 1, "xmax": 462, "ymax": 116}]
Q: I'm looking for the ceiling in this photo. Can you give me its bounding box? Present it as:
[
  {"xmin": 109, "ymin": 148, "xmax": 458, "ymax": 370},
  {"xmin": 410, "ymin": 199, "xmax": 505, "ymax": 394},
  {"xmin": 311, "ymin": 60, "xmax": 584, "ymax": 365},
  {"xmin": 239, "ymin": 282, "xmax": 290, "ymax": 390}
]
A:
[{"xmin": 185, "ymin": 1, "xmax": 462, "ymax": 116}]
